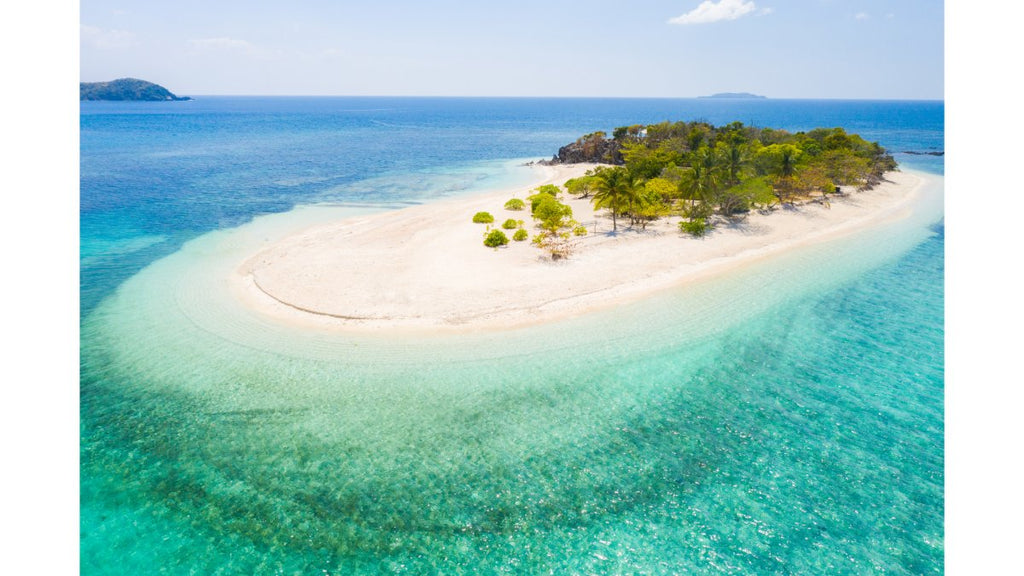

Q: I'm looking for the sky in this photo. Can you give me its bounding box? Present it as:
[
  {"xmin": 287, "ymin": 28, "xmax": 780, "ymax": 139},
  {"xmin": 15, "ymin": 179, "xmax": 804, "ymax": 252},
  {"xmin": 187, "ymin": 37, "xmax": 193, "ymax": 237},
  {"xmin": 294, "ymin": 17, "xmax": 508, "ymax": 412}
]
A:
[{"xmin": 80, "ymin": 0, "xmax": 944, "ymax": 99}]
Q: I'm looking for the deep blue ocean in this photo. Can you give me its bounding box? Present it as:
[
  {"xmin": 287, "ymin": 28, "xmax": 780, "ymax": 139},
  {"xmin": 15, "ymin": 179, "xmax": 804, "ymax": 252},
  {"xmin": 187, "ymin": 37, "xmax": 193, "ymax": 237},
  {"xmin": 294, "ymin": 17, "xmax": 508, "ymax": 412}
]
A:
[{"xmin": 81, "ymin": 97, "xmax": 944, "ymax": 574}]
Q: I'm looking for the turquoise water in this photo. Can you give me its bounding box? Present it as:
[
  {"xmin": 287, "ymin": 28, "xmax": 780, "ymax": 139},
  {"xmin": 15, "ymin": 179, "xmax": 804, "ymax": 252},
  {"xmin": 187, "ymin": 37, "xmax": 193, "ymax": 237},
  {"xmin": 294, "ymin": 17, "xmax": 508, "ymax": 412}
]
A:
[{"xmin": 81, "ymin": 98, "xmax": 943, "ymax": 574}]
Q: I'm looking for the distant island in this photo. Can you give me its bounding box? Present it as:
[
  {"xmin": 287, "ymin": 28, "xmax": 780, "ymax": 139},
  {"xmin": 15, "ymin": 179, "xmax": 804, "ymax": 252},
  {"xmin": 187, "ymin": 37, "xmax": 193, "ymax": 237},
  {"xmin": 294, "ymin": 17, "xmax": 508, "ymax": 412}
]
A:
[
  {"xmin": 80, "ymin": 78, "xmax": 191, "ymax": 101},
  {"xmin": 700, "ymin": 92, "xmax": 767, "ymax": 99}
]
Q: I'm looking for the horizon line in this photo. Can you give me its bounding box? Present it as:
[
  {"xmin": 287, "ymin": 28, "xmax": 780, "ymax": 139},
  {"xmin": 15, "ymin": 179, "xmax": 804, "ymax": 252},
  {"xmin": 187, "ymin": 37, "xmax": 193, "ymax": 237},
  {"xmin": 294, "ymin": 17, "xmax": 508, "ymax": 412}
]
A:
[{"xmin": 84, "ymin": 93, "xmax": 945, "ymax": 102}]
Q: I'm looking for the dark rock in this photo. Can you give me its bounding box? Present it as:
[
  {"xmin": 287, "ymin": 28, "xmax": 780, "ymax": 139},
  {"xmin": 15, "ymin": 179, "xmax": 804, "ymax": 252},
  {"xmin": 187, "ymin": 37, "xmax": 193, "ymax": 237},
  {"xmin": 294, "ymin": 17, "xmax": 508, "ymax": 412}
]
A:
[{"xmin": 541, "ymin": 133, "xmax": 623, "ymax": 165}]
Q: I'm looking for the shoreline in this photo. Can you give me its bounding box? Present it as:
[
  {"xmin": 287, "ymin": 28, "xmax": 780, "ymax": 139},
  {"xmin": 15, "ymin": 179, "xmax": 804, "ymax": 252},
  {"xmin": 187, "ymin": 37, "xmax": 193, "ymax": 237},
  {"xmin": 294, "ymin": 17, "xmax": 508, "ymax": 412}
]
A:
[{"xmin": 233, "ymin": 163, "xmax": 931, "ymax": 333}]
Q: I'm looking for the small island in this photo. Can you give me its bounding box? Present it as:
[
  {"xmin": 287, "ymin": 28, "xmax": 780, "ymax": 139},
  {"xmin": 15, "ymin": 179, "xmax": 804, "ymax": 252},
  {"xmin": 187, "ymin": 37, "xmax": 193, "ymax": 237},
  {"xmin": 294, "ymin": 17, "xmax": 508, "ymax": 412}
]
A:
[
  {"xmin": 700, "ymin": 92, "xmax": 767, "ymax": 99},
  {"xmin": 234, "ymin": 120, "xmax": 923, "ymax": 331},
  {"xmin": 80, "ymin": 78, "xmax": 191, "ymax": 101}
]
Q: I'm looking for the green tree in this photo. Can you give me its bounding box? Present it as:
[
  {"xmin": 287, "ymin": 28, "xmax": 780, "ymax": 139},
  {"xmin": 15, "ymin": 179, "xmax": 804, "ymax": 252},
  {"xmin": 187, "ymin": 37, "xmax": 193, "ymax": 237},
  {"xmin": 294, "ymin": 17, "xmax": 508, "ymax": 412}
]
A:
[
  {"xmin": 591, "ymin": 166, "xmax": 637, "ymax": 232},
  {"xmin": 716, "ymin": 133, "xmax": 748, "ymax": 186},
  {"xmin": 631, "ymin": 186, "xmax": 672, "ymax": 229},
  {"xmin": 620, "ymin": 141, "xmax": 681, "ymax": 180},
  {"xmin": 533, "ymin": 195, "xmax": 574, "ymax": 234},
  {"xmin": 756, "ymin": 144, "xmax": 803, "ymax": 204},
  {"xmin": 678, "ymin": 146, "xmax": 721, "ymax": 209},
  {"xmin": 564, "ymin": 175, "xmax": 601, "ymax": 198}
]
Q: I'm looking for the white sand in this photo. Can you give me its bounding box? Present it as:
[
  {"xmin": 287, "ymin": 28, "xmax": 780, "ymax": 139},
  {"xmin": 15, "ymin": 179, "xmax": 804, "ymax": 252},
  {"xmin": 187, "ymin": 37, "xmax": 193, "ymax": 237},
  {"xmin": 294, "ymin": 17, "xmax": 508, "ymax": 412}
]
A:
[{"xmin": 233, "ymin": 163, "xmax": 926, "ymax": 332}]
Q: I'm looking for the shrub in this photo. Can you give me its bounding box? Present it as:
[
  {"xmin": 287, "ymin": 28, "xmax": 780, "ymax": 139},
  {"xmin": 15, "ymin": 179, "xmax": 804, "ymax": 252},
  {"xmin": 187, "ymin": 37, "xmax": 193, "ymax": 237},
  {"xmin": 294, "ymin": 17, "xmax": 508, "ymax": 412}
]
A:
[
  {"xmin": 501, "ymin": 218, "xmax": 518, "ymax": 230},
  {"xmin": 573, "ymin": 225, "xmax": 588, "ymax": 236},
  {"xmin": 717, "ymin": 192, "xmax": 750, "ymax": 216},
  {"xmin": 533, "ymin": 196, "xmax": 573, "ymax": 232},
  {"xmin": 513, "ymin": 228, "xmax": 529, "ymax": 241},
  {"xmin": 683, "ymin": 202, "xmax": 714, "ymax": 220},
  {"xmin": 483, "ymin": 229, "xmax": 509, "ymax": 247},
  {"xmin": 528, "ymin": 191, "xmax": 556, "ymax": 214},
  {"xmin": 504, "ymin": 198, "xmax": 525, "ymax": 211},
  {"xmin": 679, "ymin": 218, "xmax": 711, "ymax": 237},
  {"xmin": 472, "ymin": 211, "xmax": 494, "ymax": 224}
]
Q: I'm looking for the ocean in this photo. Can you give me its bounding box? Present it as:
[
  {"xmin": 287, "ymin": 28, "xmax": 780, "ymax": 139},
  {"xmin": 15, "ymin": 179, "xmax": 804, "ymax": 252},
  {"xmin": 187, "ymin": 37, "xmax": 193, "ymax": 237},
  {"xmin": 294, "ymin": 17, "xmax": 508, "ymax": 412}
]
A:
[{"xmin": 80, "ymin": 97, "xmax": 944, "ymax": 574}]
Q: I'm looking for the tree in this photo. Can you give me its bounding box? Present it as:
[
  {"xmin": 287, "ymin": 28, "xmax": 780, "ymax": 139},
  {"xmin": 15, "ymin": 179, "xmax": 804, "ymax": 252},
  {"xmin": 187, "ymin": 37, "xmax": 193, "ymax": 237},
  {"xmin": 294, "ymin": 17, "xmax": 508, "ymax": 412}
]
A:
[
  {"xmin": 591, "ymin": 166, "xmax": 637, "ymax": 232},
  {"xmin": 716, "ymin": 134, "xmax": 748, "ymax": 186},
  {"xmin": 528, "ymin": 184, "xmax": 560, "ymax": 213},
  {"xmin": 533, "ymin": 196, "xmax": 573, "ymax": 234},
  {"xmin": 632, "ymin": 185, "xmax": 672, "ymax": 229},
  {"xmin": 530, "ymin": 196, "xmax": 578, "ymax": 259},
  {"xmin": 678, "ymin": 146, "xmax": 721, "ymax": 209},
  {"xmin": 756, "ymin": 144, "xmax": 803, "ymax": 204},
  {"xmin": 564, "ymin": 175, "xmax": 601, "ymax": 198},
  {"xmin": 620, "ymin": 141, "xmax": 680, "ymax": 180}
]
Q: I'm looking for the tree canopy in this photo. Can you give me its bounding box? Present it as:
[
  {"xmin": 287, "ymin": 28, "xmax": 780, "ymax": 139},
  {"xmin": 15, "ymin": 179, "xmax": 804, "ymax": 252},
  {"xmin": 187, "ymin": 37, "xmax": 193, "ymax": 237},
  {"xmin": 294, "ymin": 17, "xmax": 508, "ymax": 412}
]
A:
[{"xmin": 577, "ymin": 121, "xmax": 896, "ymax": 227}]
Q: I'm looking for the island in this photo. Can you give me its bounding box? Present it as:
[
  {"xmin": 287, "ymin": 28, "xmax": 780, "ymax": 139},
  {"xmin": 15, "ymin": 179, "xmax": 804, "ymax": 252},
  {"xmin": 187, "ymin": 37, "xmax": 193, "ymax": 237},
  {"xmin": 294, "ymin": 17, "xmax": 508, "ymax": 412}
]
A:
[
  {"xmin": 700, "ymin": 92, "xmax": 767, "ymax": 99},
  {"xmin": 233, "ymin": 120, "xmax": 926, "ymax": 332},
  {"xmin": 80, "ymin": 78, "xmax": 191, "ymax": 101}
]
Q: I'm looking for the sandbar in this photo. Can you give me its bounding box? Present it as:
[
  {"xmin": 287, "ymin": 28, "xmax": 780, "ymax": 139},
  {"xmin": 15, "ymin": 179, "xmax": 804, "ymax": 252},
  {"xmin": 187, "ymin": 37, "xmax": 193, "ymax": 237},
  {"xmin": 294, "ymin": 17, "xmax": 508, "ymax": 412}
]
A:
[{"xmin": 233, "ymin": 163, "xmax": 927, "ymax": 332}]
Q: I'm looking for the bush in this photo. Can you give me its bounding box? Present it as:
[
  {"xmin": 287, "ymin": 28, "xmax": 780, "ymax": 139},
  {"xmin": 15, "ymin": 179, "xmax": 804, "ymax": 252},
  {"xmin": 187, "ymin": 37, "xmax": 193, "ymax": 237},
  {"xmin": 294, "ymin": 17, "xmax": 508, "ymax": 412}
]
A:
[
  {"xmin": 533, "ymin": 196, "xmax": 573, "ymax": 232},
  {"xmin": 528, "ymin": 192, "xmax": 556, "ymax": 214},
  {"xmin": 483, "ymin": 229, "xmax": 509, "ymax": 247},
  {"xmin": 573, "ymin": 225, "xmax": 588, "ymax": 236},
  {"xmin": 504, "ymin": 198, "xmax": 525, "ymax": 211},
  {"xmin": 501, "ymin": 218, "xmax": 518, "ymax": 230},
  {"xmin": 679, "ymin": 218, "xmax": 711, "ymax": 237},
  {"xmin": 717, "ymin": 192, "xmax": 750, "ymax": 216},
  {"xmin": 683, "ymin": 202, "xmax": 714, "ymax": 220},
  {"xmin": 513, "ymin": 228, "xmax": 529, "ymax": 241},
  {"xmin": 472, "ymin": 211, "xmax": 494, "ymax": 224}
]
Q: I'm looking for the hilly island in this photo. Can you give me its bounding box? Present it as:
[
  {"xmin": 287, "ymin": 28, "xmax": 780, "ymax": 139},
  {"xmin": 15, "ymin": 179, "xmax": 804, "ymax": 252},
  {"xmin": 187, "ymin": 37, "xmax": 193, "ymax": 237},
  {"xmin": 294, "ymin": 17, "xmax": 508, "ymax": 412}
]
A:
[{"xmin": 80, "ymin": 78, "xmax": 191, "ymax": 101}]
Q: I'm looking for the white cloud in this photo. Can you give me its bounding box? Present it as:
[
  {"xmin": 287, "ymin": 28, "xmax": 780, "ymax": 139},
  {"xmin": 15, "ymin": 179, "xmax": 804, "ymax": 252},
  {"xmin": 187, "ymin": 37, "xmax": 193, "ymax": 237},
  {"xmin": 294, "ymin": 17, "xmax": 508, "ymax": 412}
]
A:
[
  {"xmin": 855, "ymin": 12, "xmax": 870, "ymax": 20},
  {"xmin": 188, "ymin": 37, "xmax": 280, "ymax": 59},
  {"xmin": 189, "ymin": 37, "xmax": 255, "ymax": 51},
  {"xmin": 80, "ymin": 24, "xmax": 138, "ymax": 50},
  {"xmin": 668, "ymin": 0, "xmax": 758, "ymax": 25}
]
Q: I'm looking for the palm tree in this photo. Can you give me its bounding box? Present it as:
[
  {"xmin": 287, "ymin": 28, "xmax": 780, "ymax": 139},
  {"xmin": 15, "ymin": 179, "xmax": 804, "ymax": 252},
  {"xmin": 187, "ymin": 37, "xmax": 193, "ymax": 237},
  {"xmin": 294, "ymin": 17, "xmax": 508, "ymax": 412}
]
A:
[
  {"xmin": 718, "ymin": 136, "xmax": 747, "ymax": 186},
  {"xmin": 591, "ymin": 167, "xmax": 637, "ymax": 232},
  {"xmin": 678, "ymin": 146, "xmax": 721, "ymax": 210},
  {"xmin": 770, "ymin": 144, "xmax": 801, "ymax": 204}
]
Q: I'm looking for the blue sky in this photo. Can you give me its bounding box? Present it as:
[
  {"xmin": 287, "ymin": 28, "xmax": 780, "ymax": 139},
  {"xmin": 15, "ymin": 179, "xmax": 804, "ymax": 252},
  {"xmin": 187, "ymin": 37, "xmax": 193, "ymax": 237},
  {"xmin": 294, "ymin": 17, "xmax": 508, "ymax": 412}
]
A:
[{"xmin": 79, "ymin": 0, "xmax": 944, "ymax": 98}]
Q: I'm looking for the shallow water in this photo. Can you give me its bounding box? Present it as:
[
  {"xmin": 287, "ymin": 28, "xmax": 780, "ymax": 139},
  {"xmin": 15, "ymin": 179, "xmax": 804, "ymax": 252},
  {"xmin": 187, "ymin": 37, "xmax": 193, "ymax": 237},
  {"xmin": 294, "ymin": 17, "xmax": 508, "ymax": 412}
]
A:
[{"xmin": 81, "ymin": 98, "xmax": 944, "ymax": 574}]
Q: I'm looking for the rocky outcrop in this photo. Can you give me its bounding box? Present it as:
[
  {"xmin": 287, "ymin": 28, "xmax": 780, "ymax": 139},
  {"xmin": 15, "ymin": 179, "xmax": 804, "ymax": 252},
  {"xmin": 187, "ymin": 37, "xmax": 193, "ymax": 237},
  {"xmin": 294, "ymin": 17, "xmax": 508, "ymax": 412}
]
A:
[{"xmin": 540, "ymin": 132, "xmax": 623, "ymax": 165}]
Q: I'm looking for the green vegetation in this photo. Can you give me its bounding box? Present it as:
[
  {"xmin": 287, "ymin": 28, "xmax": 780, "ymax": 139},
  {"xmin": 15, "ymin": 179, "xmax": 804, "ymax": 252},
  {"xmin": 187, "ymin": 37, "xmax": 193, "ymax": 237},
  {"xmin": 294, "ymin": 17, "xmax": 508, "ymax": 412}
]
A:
[
  {"xmin": 527, "ymin": 184, "xmax": 560, "ymax": 213},
  {"xmin": 527, "ymin": 186, "xmax": 578, "ymax": 259},
  {"xmin": 563, "ymin": 175, "xmax": 602, "ymax": 198},
  {"xmin": 80, "ymin": 78, "xmax": 191, "ymax": 101},
  {"xmin": 679, "ymin": 218, "xmax": 711, "ymax": 237},
  {"xmin": 472, "ymin": 211, "xmax": 495, "ymax": 224},
  {"xmin": 477, "ymin": 121, "xmax": 894, "ymax": 257},
  {"xmin": 567, "ymin": 120, "xmax": 896, "ymax": 234},
  {"xmin": 483, "ymin": 229, "xmax": 509, "ymax": 248},
  {"xmin": 504, "ymin": 198, "xmax": 525, "ymax": 211}
]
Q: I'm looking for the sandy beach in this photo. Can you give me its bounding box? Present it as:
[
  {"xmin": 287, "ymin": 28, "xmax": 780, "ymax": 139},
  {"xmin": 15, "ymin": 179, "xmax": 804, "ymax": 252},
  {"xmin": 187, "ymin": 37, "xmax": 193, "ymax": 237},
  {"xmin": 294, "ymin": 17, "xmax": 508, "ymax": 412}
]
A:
[{"xmin": 233, "ymin": 163, "xmax": 927, "ymax": 332}]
